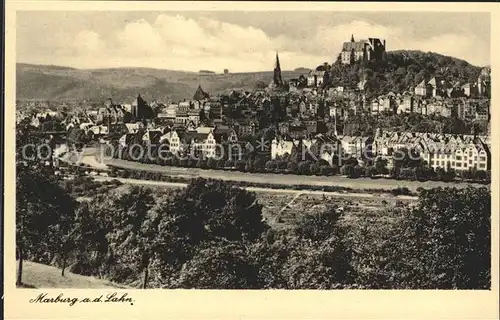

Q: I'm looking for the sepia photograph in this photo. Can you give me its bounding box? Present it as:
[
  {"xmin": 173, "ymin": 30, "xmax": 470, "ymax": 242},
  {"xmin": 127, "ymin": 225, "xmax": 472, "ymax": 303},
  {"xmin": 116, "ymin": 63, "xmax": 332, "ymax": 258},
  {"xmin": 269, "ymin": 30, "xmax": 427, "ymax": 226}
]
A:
[{"xmin": 12, "ymin": 8, "xmax": 494, "ymax": 292}]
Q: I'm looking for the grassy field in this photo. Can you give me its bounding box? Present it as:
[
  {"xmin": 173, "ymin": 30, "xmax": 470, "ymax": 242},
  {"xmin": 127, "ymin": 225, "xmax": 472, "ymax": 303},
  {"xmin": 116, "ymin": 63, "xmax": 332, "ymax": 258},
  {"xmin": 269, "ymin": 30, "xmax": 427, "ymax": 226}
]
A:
[
  {"xmin": 258, "ymin": 192, "xmax": 409, "ymax": 230},
  {"xmin": 16, "ymin": 261, "xmax": 128, "ymax": 289}
]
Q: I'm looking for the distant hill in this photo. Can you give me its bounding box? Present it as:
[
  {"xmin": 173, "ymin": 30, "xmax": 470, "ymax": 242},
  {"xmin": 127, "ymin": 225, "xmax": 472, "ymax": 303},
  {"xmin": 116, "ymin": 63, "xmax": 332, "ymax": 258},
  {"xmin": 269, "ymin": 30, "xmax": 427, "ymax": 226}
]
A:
[
  {"xmin": 16, "ymin": 63, "xmax": 306, "ymax": 103},
  {"xmin": 17, "ymin": 50, "xmax": 483, "ymax": 103},
  {"xmin": 294, "ymin": 67, "xmax": 312, "ymax": 73}
]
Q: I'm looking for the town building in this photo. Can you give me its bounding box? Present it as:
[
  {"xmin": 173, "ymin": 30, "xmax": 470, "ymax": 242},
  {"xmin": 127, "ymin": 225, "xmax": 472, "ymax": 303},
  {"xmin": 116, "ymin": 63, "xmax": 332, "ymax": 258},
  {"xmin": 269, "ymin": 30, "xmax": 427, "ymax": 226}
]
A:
[
  {"xmin": 307, "ymin": 70, "xmax": 325, "ymax": 87},
  {"xmin": 427, "ymin": 76, "xmax": 453, "ymax": 98},
  {"xmin": 131, "ymin": 94, "xmax": 154, "ymax": 120},
  {"xmin": 193, "ymin": 85, "xmax": 210, "ymax": 101},
  {"xmin": 338, "ymin": 135, "xmax": 373, "ymax": 158},
  {"xmin": 373, "ymin": 129, "xmax": 491, "ymax": 171},
  {"xmin": 477, "ymin": 67, "xmax": 491, "ymax": 97},
  {"xmin": 271, "ymin": 136, "xmax": 296, "ymax": 159}
]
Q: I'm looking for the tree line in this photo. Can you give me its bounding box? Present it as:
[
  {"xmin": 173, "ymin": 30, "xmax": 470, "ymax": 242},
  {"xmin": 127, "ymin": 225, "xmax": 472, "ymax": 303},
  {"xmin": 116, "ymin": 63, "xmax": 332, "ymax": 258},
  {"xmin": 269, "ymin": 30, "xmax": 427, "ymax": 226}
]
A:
[{"xmin": 104, "ymin": 142, "xmax": 490, "ymax": 184}]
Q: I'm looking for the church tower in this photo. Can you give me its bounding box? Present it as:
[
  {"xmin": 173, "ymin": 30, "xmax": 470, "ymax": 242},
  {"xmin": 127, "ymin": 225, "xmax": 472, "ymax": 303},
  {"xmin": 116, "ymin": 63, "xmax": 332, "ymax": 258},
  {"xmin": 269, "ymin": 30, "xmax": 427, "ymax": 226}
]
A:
[{"xmin": 273, "ymin": 52, "xmax": 283, "ymax": 87}]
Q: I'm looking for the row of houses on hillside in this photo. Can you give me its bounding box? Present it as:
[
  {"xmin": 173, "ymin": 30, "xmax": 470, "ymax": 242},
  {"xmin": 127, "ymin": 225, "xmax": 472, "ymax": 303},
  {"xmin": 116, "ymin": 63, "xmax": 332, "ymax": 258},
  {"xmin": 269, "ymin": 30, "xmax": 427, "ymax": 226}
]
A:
[
  {"xmin": 118, "ymin": 125, "xmax": 242, "ymax": 159},
  {"xmin": 373, "ymin": 129, "xmax": 490, "ymax": 171},
  {"xmin": 415, "ymin": 68, "xmax": 490, "ymax": 99},
  {"xmin": 270, "ymin": 129, "xmax": 491, "ymax": 171},
  {"xmin": 271, "ymin": 134, "xmax": 373, "ymax": 166}
]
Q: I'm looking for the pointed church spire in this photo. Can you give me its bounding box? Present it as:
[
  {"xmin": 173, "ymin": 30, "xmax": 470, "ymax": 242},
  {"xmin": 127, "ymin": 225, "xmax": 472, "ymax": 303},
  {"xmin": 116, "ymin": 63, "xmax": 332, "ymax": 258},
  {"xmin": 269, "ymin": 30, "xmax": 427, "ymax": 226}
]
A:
[
  {"xmin": 351, "ymin": 34, "xmax": 355, "ymax": 42},
  {"xmin": 193, "ymin": 84, "xmax": 209, "ymax": 101},
  {"xmin": 273, "ymin": 51, "xmax": 283, "ymax": 87}
]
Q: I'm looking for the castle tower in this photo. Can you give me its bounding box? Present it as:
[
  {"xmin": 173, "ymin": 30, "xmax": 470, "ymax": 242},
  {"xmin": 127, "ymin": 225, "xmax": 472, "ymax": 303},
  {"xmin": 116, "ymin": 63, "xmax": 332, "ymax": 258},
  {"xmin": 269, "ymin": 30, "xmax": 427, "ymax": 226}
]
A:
[
  {"xmin": 351, "ymin": 34, "xmax": 355, "ymax": 42},
  {"xmin": 273, "ymin": 52, "xmax": 283, "ymax": 87}
]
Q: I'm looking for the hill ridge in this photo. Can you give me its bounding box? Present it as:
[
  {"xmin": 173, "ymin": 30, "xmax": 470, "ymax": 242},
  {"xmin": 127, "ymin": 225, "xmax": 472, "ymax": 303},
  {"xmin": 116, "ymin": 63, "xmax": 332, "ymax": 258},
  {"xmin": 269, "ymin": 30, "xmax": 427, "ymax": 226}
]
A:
[{"xmin": 16, "ymin": 50, "xmax": 483, "ymax": 103}]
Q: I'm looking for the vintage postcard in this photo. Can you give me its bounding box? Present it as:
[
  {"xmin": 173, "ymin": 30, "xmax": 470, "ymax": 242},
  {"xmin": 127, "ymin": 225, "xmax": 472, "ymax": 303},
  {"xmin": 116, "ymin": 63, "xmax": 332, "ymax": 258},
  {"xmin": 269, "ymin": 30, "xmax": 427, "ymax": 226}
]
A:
[{"xmin": 4, "ymin": 1, "xmax": 499, "ymax": 319}]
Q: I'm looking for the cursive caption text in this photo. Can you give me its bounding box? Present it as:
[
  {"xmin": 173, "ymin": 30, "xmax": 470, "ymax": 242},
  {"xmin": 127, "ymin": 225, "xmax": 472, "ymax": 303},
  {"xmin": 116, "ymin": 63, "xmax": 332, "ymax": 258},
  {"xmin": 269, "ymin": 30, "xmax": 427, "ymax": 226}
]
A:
[{"xmin": 29, "ymin": 292, "xmax": 134, "ymax": 306}]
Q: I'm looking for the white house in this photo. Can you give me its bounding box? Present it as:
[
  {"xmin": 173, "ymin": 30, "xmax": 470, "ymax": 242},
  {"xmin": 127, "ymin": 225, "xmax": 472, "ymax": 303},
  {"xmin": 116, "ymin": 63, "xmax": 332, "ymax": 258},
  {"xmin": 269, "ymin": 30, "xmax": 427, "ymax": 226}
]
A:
[
  {"xmin": 307, "ymin": 70, "xmax": 326, "ymax": 87},
  {"xmin": 271, "ymin": 137, "xmax": 296, "ymax": 159}
]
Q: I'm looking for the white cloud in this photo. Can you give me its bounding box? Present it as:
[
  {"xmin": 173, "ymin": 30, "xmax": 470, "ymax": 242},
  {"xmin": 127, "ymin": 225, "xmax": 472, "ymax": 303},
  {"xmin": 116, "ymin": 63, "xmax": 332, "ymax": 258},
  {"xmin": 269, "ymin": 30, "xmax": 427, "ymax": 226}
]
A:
[
  {"xmin": 31, "ymin": 15, "xmax": 489, "ymax": 70},
  {"xmin": 116, "ymin": 19, "xmax": 167, "ymax": 56},
  {"xmin": 73, "ymin": 30, "xmax": 106, "ymax": 54}
]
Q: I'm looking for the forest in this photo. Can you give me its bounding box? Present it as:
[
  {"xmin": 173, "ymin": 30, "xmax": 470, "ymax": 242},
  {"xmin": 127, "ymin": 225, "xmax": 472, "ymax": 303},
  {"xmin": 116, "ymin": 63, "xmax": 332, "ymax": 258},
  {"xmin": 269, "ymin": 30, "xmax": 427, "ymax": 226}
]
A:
[{"xmin": 16, "ymin": 151, "xmax": 490, "ymax": 289}]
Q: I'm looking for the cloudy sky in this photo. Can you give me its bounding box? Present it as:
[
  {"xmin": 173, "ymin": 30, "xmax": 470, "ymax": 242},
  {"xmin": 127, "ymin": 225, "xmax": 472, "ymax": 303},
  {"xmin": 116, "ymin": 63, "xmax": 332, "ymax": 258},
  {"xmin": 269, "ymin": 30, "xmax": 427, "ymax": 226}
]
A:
[{"xmin": 17, "ymin": 11, "xmax": 490, "ymax": 72}]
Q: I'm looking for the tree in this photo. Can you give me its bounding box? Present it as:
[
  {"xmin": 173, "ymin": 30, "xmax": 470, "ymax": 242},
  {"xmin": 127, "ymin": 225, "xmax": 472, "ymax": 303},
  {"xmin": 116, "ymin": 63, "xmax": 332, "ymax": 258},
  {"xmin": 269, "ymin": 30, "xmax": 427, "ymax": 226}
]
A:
[
  {"xmin": 287, "ymin": 161, "xmax": 298, "ymax": 173},
  {"xmin": 284, "ymin": 207, "xmax": 354, "ymax": 288},
  {"xmin": 197, "ymin": 158, "xmax": 207, "ymax": 169},
  {"xmin": 320, "ymin": 165, "xmax": 333, "ymax": 176},
  {"xmin": 16, "ymin": 167, "xmax": 77, "ymax": 284},
  {"xmin": 16, "ymin": 125, "xmax": 77, "ymax": 285},
  {"xmin": 224, "ymin": 159, "xmax": 235, "ymax": 169},
  {"xmin": 265, "ymin": 160, "xmax": 277, "ymax": 172},
  {"xmin": 149, "ymin": 179, "xmax": 268, "ymax": 288},
  {"xmin": 207, "ymin": 157, "xmax": 217, "ymax": 169},
  {"xmin": 175, "ymin": 242, "xmax": 257, "ymax": 289},
  {"xmin": 297, "ymin": 161, "xmax": 310, "ymax": 175},
  {"xmin": 67, "ymin": 128, "xmax": 87, "ymax": 150},
  {"xmin": 236, "ymin": 160, "xmax": 246, "ymax": 172},
  {"xmin": 93, "ymin": 186, "xmax": 156, "ymax": 287},
  {"xmin": 245, "ymin": 159, "xmax": 254, "ymax": 173},
  {"xmin": 385, "ymin": 187, "xmax": 490, "ymax": 289},
  {"xmin": 253, "ymin": 158, "xmax": 266, "ymax": 173},
  {"xmin": 365, "ymin": 165, "xmax": 377, "ymax": 177},
  {"xmin": 309, "ymin": 162, "xmax": 321, "ymax": 175},
  {"xmin": 340, "ymin": 164, "xmax": 353, "ymax": 176},
  {"xmin": 392, "ymin": 148, "xmax": 422, "ymax": 169},
  {"xmin": 375, "ymin": 157, "xmax": 388, "ymax": 175}
]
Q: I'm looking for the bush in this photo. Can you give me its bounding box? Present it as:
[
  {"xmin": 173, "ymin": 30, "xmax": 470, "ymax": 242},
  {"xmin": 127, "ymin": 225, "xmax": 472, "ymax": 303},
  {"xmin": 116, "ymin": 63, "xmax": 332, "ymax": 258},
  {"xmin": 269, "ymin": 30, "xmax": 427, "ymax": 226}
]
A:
[
  {"xmin": 236, "ymin": 160, "xmax": 246, "ymax": 172},
  {"xmin": 297, "ymin": 161, "xmax": 310, "ymax": 175},
  {"xmin": 319, "ymin": 165, "xmax": 333, "ymax": 176},
  {"xmin": 225, "ymin": 159, "xmax": 235, "ymax": 169},
  {"xmin": 207, "ymin": 158, "xmax": 218, "ymax": 169},
  {"xmin": 365, "ymin": 165, "xmax": 377, "ymax": 177},
  {"xmin": 340, "ymin": 165, "xmax": 353, "ymax": 176},
  {"xmin": 287, "ymin": 161, "xmax": 298, "ymax": 173},
  {"xmin": 217, "ymin": 159, "xmax": 226, "ymax": 169},
  {"xmin": 265, "ymin": 160, "xmax": 277, "ymax": 172},
  {"xmin": 309, "ymin": 162, "xmax": 321, "ymax": 175},
  {"xmin": 245, "ymin": 160, "xmax": 254, "ymax": 173},
  {"xmin": 391, "ymin": 187, "xmax": 411, "ymax": 196}
]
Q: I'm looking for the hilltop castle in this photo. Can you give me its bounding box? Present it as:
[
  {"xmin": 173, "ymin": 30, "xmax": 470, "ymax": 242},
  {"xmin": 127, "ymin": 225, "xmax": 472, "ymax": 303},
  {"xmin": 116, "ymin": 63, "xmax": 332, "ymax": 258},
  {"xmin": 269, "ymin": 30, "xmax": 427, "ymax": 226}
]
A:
[{"xmin": 340, "ymin": 34, "xmax": 386, "ymax": 65}]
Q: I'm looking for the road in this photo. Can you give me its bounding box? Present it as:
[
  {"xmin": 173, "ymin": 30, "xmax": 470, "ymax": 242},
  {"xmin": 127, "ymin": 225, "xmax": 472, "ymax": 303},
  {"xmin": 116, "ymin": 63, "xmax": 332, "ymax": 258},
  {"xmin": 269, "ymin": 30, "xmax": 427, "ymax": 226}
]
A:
[{"xmin": 92, "ymin": 176, "xmax": 418, "ymax": 200}]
